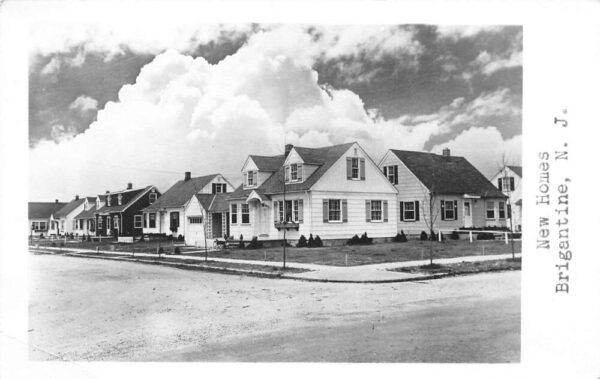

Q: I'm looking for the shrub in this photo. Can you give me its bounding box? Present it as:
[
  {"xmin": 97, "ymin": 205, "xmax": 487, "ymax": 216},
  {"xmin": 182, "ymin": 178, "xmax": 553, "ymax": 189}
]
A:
[
  {"xmin": 430, "ymin": 231, "xmax": 444, "ymax": 241},
  {"xmin": 395, "ymin": 230, "xmax": 408, "ymax": 243},
  {"xmin": 347, "ymin": 234, "xmax": 361, "ymax": 245},
  {"xmin": 157, "ymin": 246, "xmax": 164, "ymax": 256},
  {"xmin": 174, "ymin": 246, "xmax": 181, "ymax": 254},
  {"xmin": 359, "ymin": 232, "xmax": 373, "ymax": 245},
  {"xmin": 420, "ymin": 231, "xmax": 428, "ymax": 241},
  {"xmin": 139, "ymin": 234, "xmax": 145, "ymax": 242},
  {"xmin": 451, "ymin": 230, "xmax": 460, "ymax": 240},
  {"xmin": 177, "ymin": 234, "xmax": 184, "ymax": 241},
  {"xmin": 238, "ymin": 234, "xmax": 245, "ymax": 249},
  {"xmin": 81, "ymin": 234, "xmax": 86, "ymax": 242},
  {"xmin": 69, "ymin": 232, "xmax": 74, "ymax": 239},
  {"xmin": 87, "ymin": 234, "xmax": 91, "ymax": 242},
  {"xmin": 39, "ymin": 234, "xmax": 45, "ymax": 239},
  {"xmin": 476, "ymin": 232, "xmax": 495, "ymax": 240},
  {"xmin": 51, "ymin": 242, "xmax": 56, "ymax": 247},
  {"xmin": 297, "ymin": 235, "xmax": 308, "ymax": 248},
  {"xmin": 247, "ymin": 236, "xmax": 263, "ymax": 249},
  {"xmin": 307, "ymin": 234, "xmax": 315, "ymax": 247},
  {"xmin": 314, "ymin": 235, "xmax": 323, "ymax": 247}
]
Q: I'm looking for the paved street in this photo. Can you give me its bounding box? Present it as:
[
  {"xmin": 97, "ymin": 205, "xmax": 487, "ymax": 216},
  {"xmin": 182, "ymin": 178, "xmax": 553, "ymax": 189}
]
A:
[{"xmin": 29, "ymin": 254, "xmax": 520, "ymax": 362}]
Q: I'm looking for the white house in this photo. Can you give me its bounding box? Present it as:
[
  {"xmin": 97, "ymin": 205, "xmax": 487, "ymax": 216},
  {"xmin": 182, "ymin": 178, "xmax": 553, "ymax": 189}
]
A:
[
  {"xmin": 54, "ymin": 196, "xmax": 88, "ymax": 236},
  {"xmin": 28, "ymin": 200, "xmax": 66, "ymax": 237},
  {"xmin": 73, "ymin": 197, "xmax": 99, "ymax": 236},
  {"xmin": 227, "ymin": 142, "xmax": 398, "ymax": 244},
  {"xmin": 141, "ymin": 172, "xmax": 234, "ymax": 244},
  {"xmin": 378, "ymin": 148, "xmax": 508, "ymax": 235},
  {"xmin": 490, "ymin": 165, "xmax": 522, "ymax": 231}
]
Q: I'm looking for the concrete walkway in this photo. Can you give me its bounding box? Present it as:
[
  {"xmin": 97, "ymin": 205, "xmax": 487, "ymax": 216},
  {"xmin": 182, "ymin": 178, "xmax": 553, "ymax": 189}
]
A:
[{"xmin": 31, "ymin": 246, "xmax": 520, "ymax": 283}]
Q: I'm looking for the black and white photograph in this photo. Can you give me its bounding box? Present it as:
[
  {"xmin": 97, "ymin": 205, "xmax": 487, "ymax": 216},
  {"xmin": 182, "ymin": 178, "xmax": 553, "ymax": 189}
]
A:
[{"xmin": 1, "ymin": 0, "xmax": 599, "ymax": 378}]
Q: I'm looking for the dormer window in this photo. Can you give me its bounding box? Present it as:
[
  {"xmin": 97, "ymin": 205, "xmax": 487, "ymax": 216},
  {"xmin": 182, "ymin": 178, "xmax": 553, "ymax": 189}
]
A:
[
  {"xmin": 285, "ymin": 163, "xmax": 303, "ymax": 183},
  {"xmin": 149, "ymin": 191, "xmax": 157, "ymax": 204},
  {"xmin": 246, "ymin": 171, "xmax": 257, "ymax": 187},
  {"xmin": 107, "ymin": 196, "xmax": 111, "ymax": 207},
  {"xmin": 117, "ymin": 194, "xmax": 123, "ymax": 205}
]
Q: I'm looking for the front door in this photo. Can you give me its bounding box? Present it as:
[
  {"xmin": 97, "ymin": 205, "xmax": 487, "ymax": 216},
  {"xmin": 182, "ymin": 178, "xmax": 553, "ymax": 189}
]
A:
[
  {"xmin": 463, "ymin": 201, "xmax": 472, "ymax": 228},
  {"xmin": 259, "ymin": 205, "xmax": 270, "ymax": 236},
  {"xmin": 211, "ymin": 213, "xmax": 222, "ymax": 238}
]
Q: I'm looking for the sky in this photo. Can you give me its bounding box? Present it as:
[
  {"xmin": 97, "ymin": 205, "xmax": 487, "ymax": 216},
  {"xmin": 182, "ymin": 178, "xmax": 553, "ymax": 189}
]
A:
[{"xmin": 29, "ymin": 23, "xmax": 522, "ymax": 201}]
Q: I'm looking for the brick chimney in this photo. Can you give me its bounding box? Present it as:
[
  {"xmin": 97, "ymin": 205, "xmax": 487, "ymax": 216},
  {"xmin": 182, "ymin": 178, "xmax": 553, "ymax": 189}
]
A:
[
  {"xmin": 127, "ymin": 183, "xmax": 133, "ymax": 190},
  {"xmin": 75, "ymin": 195, "xmax": 79, "ymax": 200},
  {"xmin": 55, "ymin": 199, "xmax": 59, "ymax": 204},
  {"xmin": 184, "ymin": 171, "xmax": 191, "ymax": 181},
  {"xmin": 285, "ymin": 144, "xmax": 293, "ymax": 157},
  {"xmin": 442, "ymin": 148, "xmax": 451, "ymax": 157},
  {"xmin": 105, "ymin": 190, "xmax": 110, "ymax": 194}
]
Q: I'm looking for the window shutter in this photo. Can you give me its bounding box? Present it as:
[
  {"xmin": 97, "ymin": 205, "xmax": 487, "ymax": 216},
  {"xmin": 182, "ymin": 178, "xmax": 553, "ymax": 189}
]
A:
[
  {"xmin": 298, "ymin": 164, "xmax": 303, "ymax": 181},
  {"xmin": 243, "ymin": 172, "xmax": 247, "ymax": 186},
  {"xmin": 285, "ymin": 166, "xmax": 289, "ymax": 182},
  {"xmin": 507, "ymin": 204, "xmax": 512, "ymax": 219},
  {"xmin": 273, "ymin": 201, "xmax": 278, "ymax": 222},
  {"xmin": 365, "ymin": 200, "xmax": 371, "ymax": 222},
  {"xmin": 212, "ymin": 183, "xmax": 216, "ymax": 194},
  {"xmin": 399, "ymin": 201, "xmax": 404, "ymax": 221},
  {"xmin": 415, "ymin": 201, "xmax": 420, "ymax": 221},
  {"xmin": 510, "ymin": 177, "xmax": 515, "ymax": 191},
  {"xmin": 383, "ymin": 200, "xmax": 388, "ymax": 222},
  {"xmin": 440, "ymin": 200, "xmax": 445, "ymax": 220},
  {"xmin": 298, "ymin": 200, "xmax": 304, "ymax": 223},
  {"xmin": 453, "ymin": 200, "xmax": 458, "ymax": 220},
  {"xmin": 394, "ymin": 165, "xmax": 398, "ymax": 185},
  {"xmin": 342, "ymin": 200, "xmax": 348, "ymax": 222},
  {"xmin": 253, "ymin": 171, "xmax": 258, "ymax": 185},
  {"xmin": 223, "ymin": 184, "xmax": 227, "ymax": 192},
  {"xmin": 322, "ymin": 200, "xmax": 329, "ymax": 223},
  {"xmin": 346, "ymin": 158, "xmax": 352, "ymax": 179},
  {"xmin": 360, "ymin": 158, "xmax": 366, "ymax": 180},
  {"xmin": 383, "ymin": 166, "xmax": 388, "ymax": 177},
  {"xmin": 498, "ymin": 178, "xmax": 502, "ymax": 190}
]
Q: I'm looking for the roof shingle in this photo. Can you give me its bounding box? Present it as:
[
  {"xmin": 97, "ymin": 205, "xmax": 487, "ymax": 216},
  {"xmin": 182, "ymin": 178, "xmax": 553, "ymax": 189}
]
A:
[
  {"xmin": 142, "ymin": 174, "xmax": 218, "ymax": 212},
  {"xmin": 28, "ymin": 202, "xmax": 67, "ymax": 219},
  {"xmin": 390, "ymin": 150, "xmax": 506, "ymax": 198}
]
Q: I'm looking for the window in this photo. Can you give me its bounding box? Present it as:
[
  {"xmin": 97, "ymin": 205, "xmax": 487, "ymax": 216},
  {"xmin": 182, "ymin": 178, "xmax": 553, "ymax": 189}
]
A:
[
  {"xmin": 90, "ymin": 220, "xmax": 95, "ymax": 232},
  {"xmin": 351, "ymin": 158, "xmax": 359, "ymax": 179},
  {"xmin": 117, "ymin": 194, "xmax": 123, "ymax": 205},
  {"xmin": 499, "ymin": 201, "xmax": 506, "ymax": 219},
  {"xmin": 188, "ymin": 216, "xmax": 203, "ymax": 224},
  {"xmin": 113, "ymin": 216, "xmax": 119, "ymax": 229},
  {"xmin": 149, "ymin": 192, "xmax": 157, "ymax": 204},
  {"xmin": 170, "ymin": 212, "xmax": 180, "ymax": 230},
  {"xmin": 107, "ymin": 196, "xmax": 111, "ymax": 206},
  {"xmin": 464, "ymin": 202, "xmax": 471, "ymax": 217},
  {"xmin": 276, "ymin": 200, "xmax": 302, "ymax": 222},
  {"xmin": 403, "ymin": 201, "xmax": 416, "ymax": 221},
  {"xmin": 290, "ymin": 164, "xmax": 298, "ymax": 181},
  {"xmin": 329, "ymin": 199, "xmax": 341, "ymax": 221},
  {"xmin": 247, "ymin": 171, "xmax": 256, "ymax": 187},
  {"xmin": 39, "ymin": 222, "xmax": 47, "ymax": 230},
  {"xmin": 241, "ymin": 204, "xmax": 250, "ymax": 224},
  {"xmin": 293, "ymin": 200, "xmax": 300, "ymax": 222},
  {"xmin": 486, "ymin": 201, "xmax": 495, "ymax": 219},
  {"xmin": 231, "ymin": 204, "xmax": 238, "ymax": 224},
  {"xmin": 278, "ymin": 201, "xmax": 284, "ymax": 222},
  {"xmin": 384, "ymin": 165, "xmax": 397, "ymax": 184},
  {"xmin": 370, "ymin": 200, "xmax": 383, "ymax": 221},
  {"xmin": 149, "ymin": 213, "xmax": 156, "ymax": 228},
  {"xmin": 443, "ymin": 200, "xmax": 456, "ymax": 220},
  {"xmin": 98, "ymin": 216, "xmax": 103, "ymax": 229},
  {"xmin": 134, "ymin": 215, "xmax": 143, "ymax": 228},
  {"xmin": 212, "ymin": 183, "xmax": 226, "ymax": 194}
]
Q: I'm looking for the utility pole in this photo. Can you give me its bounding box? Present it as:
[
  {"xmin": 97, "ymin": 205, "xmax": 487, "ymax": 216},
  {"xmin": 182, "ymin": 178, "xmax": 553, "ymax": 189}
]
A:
[{"xmin": 282, "ymin": 159, "xmax": 287, "ymax": 270}]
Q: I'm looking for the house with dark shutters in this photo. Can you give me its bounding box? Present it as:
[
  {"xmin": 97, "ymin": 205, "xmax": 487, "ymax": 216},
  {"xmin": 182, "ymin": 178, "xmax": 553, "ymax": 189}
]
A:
[
  {"xmin": 28, "ymin": 200, "xmax": 67, "ymax": 237},
  {"xmin": 490, "ymin": 165, "xmax": 522, "ymax": 231},
  {"xmin": 94, "ymin": 183, "xmax": 161, "ymax": 240},
  {"xmin": 141, "ymin": 172, "xmax": 233, "ymax": 244},
  {"xmin": 227, "ymin": 142, "xmax": 398, "ymax": 244},
  {"xmin": 379, "ymin": 148, "xmax": 508, "ymax": 235}
]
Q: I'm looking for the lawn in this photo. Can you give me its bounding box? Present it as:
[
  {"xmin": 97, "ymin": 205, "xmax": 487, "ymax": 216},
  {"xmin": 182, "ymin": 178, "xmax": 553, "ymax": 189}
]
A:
[
  {"xmin": 188, "ymin": 240, "xmax": 521, "ymax": 267},
  {"xmin": 392, "ymin": 258, "xmax": 522, "ymax": 275},
  {"xmin": 31, "ymin": 238, "xmax": 196, "ymax": 254}
]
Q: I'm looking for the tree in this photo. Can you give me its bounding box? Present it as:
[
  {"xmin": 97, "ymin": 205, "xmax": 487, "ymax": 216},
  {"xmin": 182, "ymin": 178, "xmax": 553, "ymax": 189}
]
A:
[
  {"xmin": 497, "ymin": 154, "xmax": 517, "ymax": 261},
  {"xmin": 420, "ymin": 167, "xmax": 442, "ymax": 265}
]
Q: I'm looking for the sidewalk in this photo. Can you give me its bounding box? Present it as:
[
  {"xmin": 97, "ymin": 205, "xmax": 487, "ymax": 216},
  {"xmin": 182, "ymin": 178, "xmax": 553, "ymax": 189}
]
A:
[{"xmin": 31, "ymin": 246, "xmax": 520, "ymax": 283}]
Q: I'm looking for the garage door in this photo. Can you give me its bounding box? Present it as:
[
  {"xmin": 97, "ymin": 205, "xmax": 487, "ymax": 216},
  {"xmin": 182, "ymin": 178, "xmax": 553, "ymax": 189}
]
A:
[{"xmin": 185, "ymin": 216, "xmax": 205, "ymax": 246}]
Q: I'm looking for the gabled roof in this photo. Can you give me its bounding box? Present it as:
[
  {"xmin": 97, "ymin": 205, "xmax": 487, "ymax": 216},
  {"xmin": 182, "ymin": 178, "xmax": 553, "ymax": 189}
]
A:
[
  {"xmin": 28, "ymin": 202, "xmax": 67, "ymax": 219},
  {"xmin": 96, "ymin": 186, "xmax": 153, "ymax": 214},
  {"xmin": 390, "ymin": 150, "xmax": 506, "ymax": 198},
  {"xmin": 142, "ymin": 174, "xmax": 218, "ymax": 212},
  {"xmin": 249, "ymin": 155, "xmax": 285, "ymax": 171},
  {"xmin": 228, "ymin": 142, "xmax": 355, "ymax": 201},
  {"xmin": 55, "ymin": 198, "xmax": 86, "ymax": 218},
  {"xmin": 84, "ymin": 196, "xmax": 96, "ymax": 203},
  {"xmin": 507, "ymin": 165, "xmax": 522, "ymax": 177},
  {"xmin": 195, "ymin": 193, "xmax": 231, "ymax": 213},
  {"xmin": 74, "ymin": 205, "xmax": 97, "ymax": 220}
]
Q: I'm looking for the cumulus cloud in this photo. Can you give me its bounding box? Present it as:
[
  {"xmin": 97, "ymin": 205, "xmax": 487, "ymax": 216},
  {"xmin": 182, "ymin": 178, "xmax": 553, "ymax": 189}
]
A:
[
  {"xmin": 69, "ymin": 95, "xmax": 98, "ymax": 113},
  {"xmin": 472, "ymin": 49, "xmax": 522, "ymax": 76},
  {"xmin": 29, "ymin": 26, "xmax": 519, "ymax": 200},
  {"xmin": 431, "ymin": 126, "xmax": 522, "ymax": 178},
  {"xmin": 436, "ymin": 25, "xmax": 503, "ymax": 40}
]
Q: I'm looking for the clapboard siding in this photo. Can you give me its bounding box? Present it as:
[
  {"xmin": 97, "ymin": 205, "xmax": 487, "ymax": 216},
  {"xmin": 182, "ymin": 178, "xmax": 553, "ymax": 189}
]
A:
[{"xmin": 309, "ymin": 191, "xmax": 397, "ymax": 239}]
